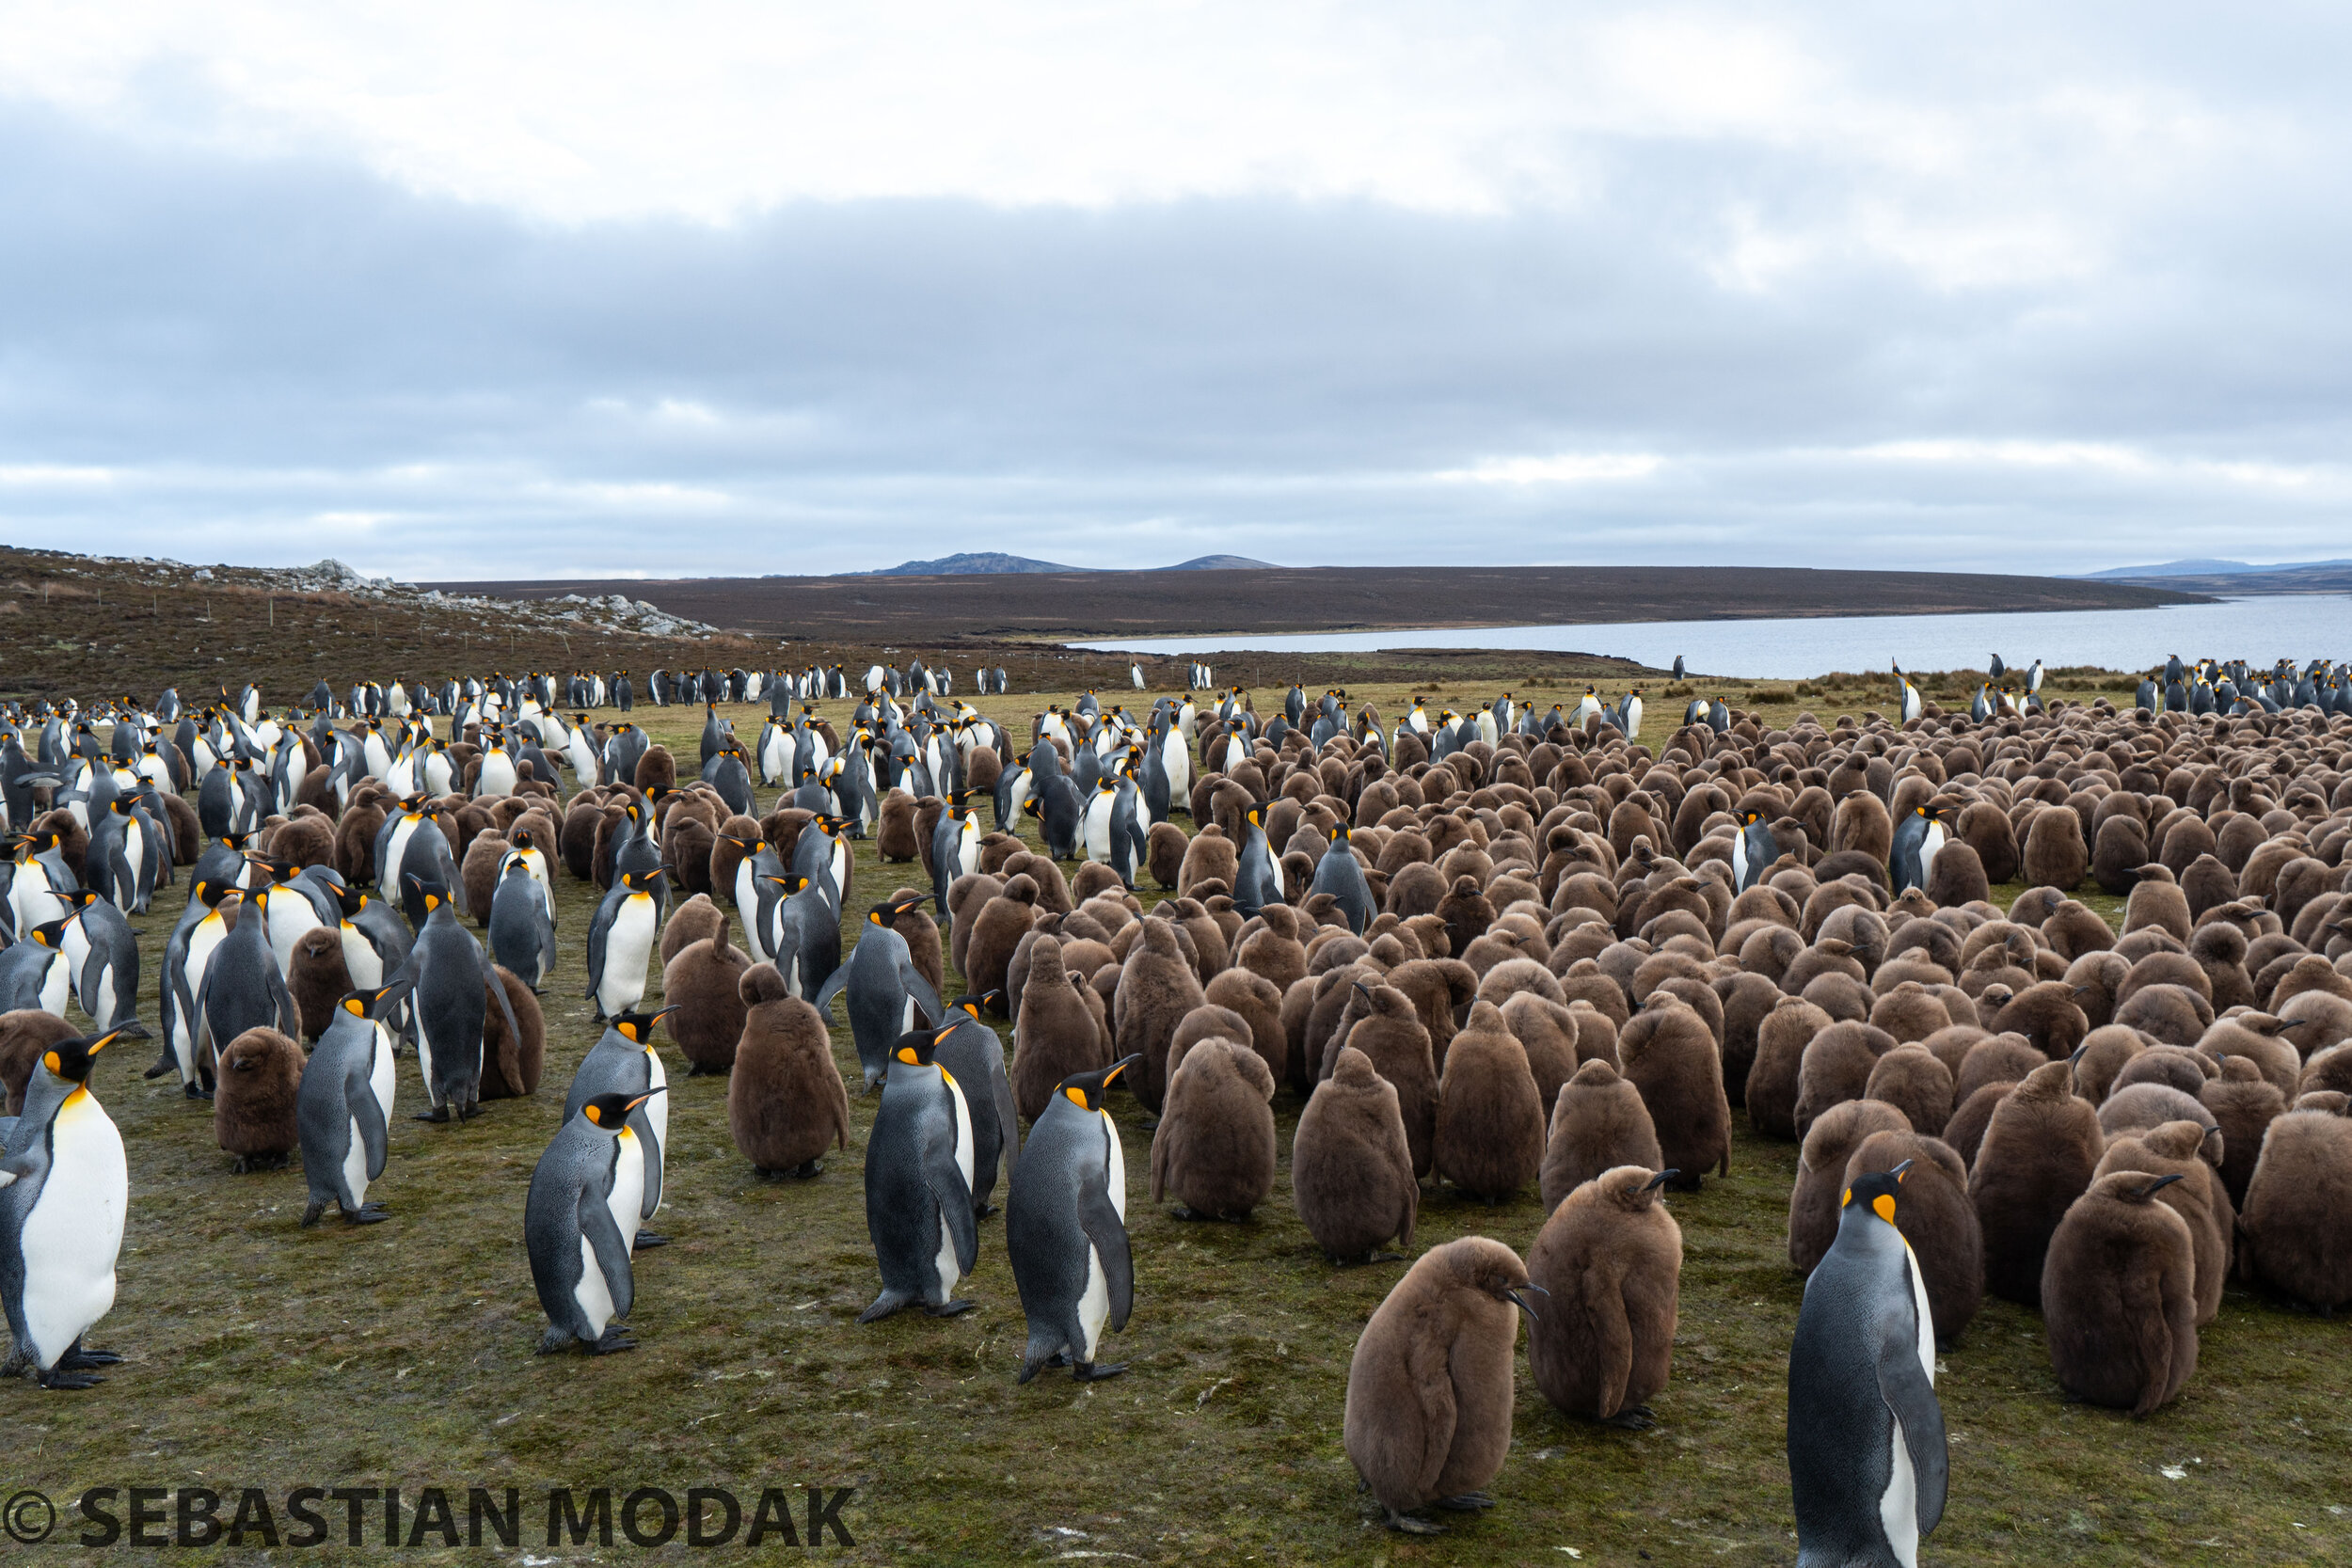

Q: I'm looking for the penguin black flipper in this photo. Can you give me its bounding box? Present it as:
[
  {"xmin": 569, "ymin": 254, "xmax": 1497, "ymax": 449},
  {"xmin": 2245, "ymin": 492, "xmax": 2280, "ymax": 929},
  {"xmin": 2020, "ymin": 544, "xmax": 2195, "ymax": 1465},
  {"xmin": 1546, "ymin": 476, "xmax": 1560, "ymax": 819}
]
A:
[
  {"xmin": 480, "ymin": 942, "xmax": 523, "ymax": 1051},
  {"xmin": 1080, "ymin": 1184, "xmax": 1133, "ymax": 1330},
  {"xmin": 810, "ymin": 963, "xmax": 850, "ymax": 1020},
  {"xmin": 578, "ymin": 1185, "xmax": 634, "ymax": 1323},
  {"xmin": 347, "ymin": 1076, "xmax": 390, "ymax": 1184},
  {"xmin": 583, "ymin": 904, "xmax": 611, "ymax": 1004},
  {"xmin": 1879, "ymin": 1333, "xmax": 1947, "ymax": 1536},
  {"xmin": 268, "ymin": 961, "xmax": 301, "ymax": 1039},
  {"xmin": 897, "ymin": 959, "xmax": 944, "ymax": 1026}
]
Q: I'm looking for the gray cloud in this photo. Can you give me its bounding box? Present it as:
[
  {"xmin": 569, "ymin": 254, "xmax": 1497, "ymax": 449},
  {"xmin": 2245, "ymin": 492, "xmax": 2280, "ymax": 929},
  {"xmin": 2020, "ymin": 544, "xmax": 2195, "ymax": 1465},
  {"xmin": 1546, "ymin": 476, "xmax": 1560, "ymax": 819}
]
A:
[{"xmin": 5, "ymin": 25, "xmax": 2352, "ymax": 580}]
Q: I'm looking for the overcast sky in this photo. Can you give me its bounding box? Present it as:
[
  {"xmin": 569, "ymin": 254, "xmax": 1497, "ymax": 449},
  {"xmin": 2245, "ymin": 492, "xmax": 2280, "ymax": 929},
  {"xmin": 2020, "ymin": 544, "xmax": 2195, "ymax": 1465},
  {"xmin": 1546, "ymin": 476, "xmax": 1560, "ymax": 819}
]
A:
[{"xmin": 5, "ymin": 2, "xmax": 2350, "ymax": 579}]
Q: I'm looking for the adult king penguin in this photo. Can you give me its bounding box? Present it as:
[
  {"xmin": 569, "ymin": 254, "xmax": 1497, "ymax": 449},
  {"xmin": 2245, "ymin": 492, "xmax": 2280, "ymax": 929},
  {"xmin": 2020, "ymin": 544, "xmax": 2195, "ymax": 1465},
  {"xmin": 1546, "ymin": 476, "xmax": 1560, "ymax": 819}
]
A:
[
  {"xmin": 1890, "ymin": 805, "xmax": 1948, "ymax": 898},
  {"xmin": 297, "ymin": 981, "xmax": 408, "ymax": 1226},
  {"xmin": 858, "ymin": 1027, "xmax": 978, "ymax": 1323},
  {"xmin": 1008, "ymin": 1056, "xmax": 1139, "ymax": 1383},
  {"xmin": 584, "ymin": 867, "xmax": 662, "ymax": 1021},
  {"xmin": 813, "ymin": 895, "xmax": 946, "ymax": 1092},
  {"xmin": 0, "ymin": 1022, "xmax": 150, "ymax": 1387},
  {"xmin": 1788, "ymin": 1162, "xmax": 1947, "ymax": 1568},
  {"xmin": 526, "ymin": 1089, "xmax": 662, "ymax": 1355},
  {"xmin": 562, "ymin": 1007, "xmax": 675, "ymax": 1249},
  {"xmin": 1731, "ymin": 810, "xmax": 1780, "ymax": 894}
]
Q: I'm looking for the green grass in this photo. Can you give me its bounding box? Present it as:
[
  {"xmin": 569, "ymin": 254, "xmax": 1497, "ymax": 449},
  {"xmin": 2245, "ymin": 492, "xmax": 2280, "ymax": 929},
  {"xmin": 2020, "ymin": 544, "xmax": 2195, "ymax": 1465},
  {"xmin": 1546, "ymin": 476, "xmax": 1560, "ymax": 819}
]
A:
[{"xmin": 11, "ymin": 685, "xmax": 2349, "ymax": 1565}]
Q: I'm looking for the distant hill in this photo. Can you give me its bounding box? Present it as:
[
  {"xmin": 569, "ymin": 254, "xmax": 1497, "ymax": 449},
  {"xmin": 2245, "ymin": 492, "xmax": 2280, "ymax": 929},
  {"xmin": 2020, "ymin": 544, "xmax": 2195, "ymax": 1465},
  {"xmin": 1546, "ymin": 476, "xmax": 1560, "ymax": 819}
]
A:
[
  {"xmin": 2079, "ymin": 557, "xmax": 2352, "ymax": 594},
  {"xmin": 862, "ymin": 552, "xmax": 1085, "ymax": 576},
  {"xmin": 1166, "ymin": 555, "xmax": 1277, "ymax": 570}
]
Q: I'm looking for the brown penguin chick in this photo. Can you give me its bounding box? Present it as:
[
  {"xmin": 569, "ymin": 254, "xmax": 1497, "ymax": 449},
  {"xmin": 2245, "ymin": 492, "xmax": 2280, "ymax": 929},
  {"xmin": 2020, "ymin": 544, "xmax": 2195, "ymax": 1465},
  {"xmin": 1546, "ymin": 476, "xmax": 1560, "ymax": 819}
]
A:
[
  {"xmin": 1434, "ymin": 1002, "xmax": 1545, "ymax": 1203},
  {"xmin": 1618, "ymin": 996, "xmax": 1731, "ymax": 1190},
  {"xmin": 285, "ymin": 927, "xmax": 353, "ymax": 1042},
  {"xmin": 1845, "ymin": 1130, "xmax": 1984, "ymax": 1348},
  {"xmin": 1866, "ymin": 1044, "xmax": 1954, "ymax": 1138},
  {"xmin": 1168, "ymin": 1004, "xmax": 1256, "ymax": 1077},
  {"xmin": 1341, "ymin": 981, "xmax": 1442, "ymax": 1177},
  {"xmin": 1942, "ymin": 1081, "xmax": 2011, "ymax": 1169},
  {"xmin": 2091, "ymin": 814, "xmax": 2150, "ymax": 897},
  {"xmin": 1793, "ymin": 1020, "xmax": 1897, "ymax": 1138},
  {"xmin": 1294, "ymin": 1045, "xmax": 1420, "ymax": 1263},
  {"xmin": 1177, "ymin": 824, "xmax": 1239, "ymax": 898},
  {"xmin": 1715, "ymin": 969, "xmax": 1785, "ymax": 1097},
  {"xmin": 1968, "ymin": 1059, "xmax": 2105, "ymax": 1305},
  {"xmin": 1747, "ymin": 996, "xmax": 1832, "ymax": 1141},
  {"xmin": 0, "ymin": 1009, "xmax": 79, "ymax": 1115},
  {"xmin": 1781, "ymin": 937, "xmax": 1866, "ymax": 999},
  {"xmin": 1149, "ymin": 1036, "xmax": 1277, "ymax": 1220},
  {"xmin": 726, "ymin": 964, "xmax": 851, "ymax": 1178},
  {"xmin": 1990, "ymin": 980, "xmax": 2091, "ymax": 1059},
  {"xmin": 1867, "ymin": 981, "xmax": 1951, "ymax": 1046},
  {"xmin": 1010, "ymin": 937, "xmax": 1109, "ymax": 1122},
  {"xmin": 2238, "ymin": 1095, "xmax": 2352, "ymax": 1310},
  {"xmin": 2200, "ymin": 1056, "xmax": 2286, "ymax": 1208},
  {"xmin": 335, "ymin": 799, "xmax": 389, "ymax": 883},
  {"xmin": 885, "ymin": 889, "xmax": 946, "ymax": 998},
  {"xmin": 1113, "ymin": 917, "xmax": 1211, "ymax": 1117},
  {"xmin": 659, "ymin": 892, "xmax": 727, "ymax": 964},
  {"xmin": 1436, "ymin": 875, "xmax": 1497, "ymax": 958},
  {"xmin": 2041, "ymin": 900, "xmax": 2116, "ymax": 963},
  {"xmin": 1540, "ymin": 1058, "xmax": 1662, "ymax": 1212},
  {"xmin": 1924, "ymin": 840, "xmax": 1990, "ymax": 909},
  {"xmin": 965, "ymin": 875, "xmax": 1041, "ymax": 999},
  {"xmin": 2069, "ymin": 1025, "xmax": 2146, "ymax": 1104},
  {"xmin": 1146, "ymin": 820, "xmax": 1189, "ymax": 889},
  {"xmin": 1788, "ymin": 1099, "xmax": 1914, "ymax": 1275},
  {"xmin": 1202, "ymin": 967, "xmax": 1288, "ymax": 1085},
  {"xmin": 1527, "ymin": 1165, "xmax": 1680, "ymax": 1428},
  {"xmin": 633, "ymin": 742, "xmax": 677, "ymax": 793},
  {"xmin": 876, "ymin": 791, "xmax": 921, "ymax": 863},
  {"xmin": 664, "ymin": 920, "xmax": 752, "ymax": 1075},
  {"xmin": 465, "ymin": 961, "xmax": 542, "ymax": 1098},
  {"xmin": 2122, "ymin": 864, "xmax": 2192, "ymax": 943},
  {"xmin": 1496, "ymin": 991, "xmax": 1579, "ymax": 1121},
  {"xmin": 946, "ymin": 870, "xmax": 1004, "ymax": 975},
  {"xmin": 1235, "ymin": 904, "xmax": 1312, "ymax": 993},
  {"xmin": 2042, "ymin": 1170, "xmax": 2200, "ymax": 1417},
  {"xmin": 2023, "ymin": 806, "xmax": 2090, "ymax": 893},
  {"xmin": 214, "ymin": 1026, "xmax": 305, "ymax": 1172},
  {"xmin": 2185, "ymin": 924, "xmax": 2257, "ymax": 1015},
  {"xmin": 2109, "ymin": 1045, "xmax": 2214, "ymax": 1101},
  {"xmin": 1343, "ymin": 1236, "xmax": 1536, "ymax": 1532},
  {"xmin": 2096, "ymin": 1082, "xmax": 2219, "ymax": 1153},
  {"xmin": 2097, "ymin": 1121, "xmax": 2233, "ymax": 1325},
  {"xmin": 460, "ymin": 829, "xmax": 508, "ymax": 927}
]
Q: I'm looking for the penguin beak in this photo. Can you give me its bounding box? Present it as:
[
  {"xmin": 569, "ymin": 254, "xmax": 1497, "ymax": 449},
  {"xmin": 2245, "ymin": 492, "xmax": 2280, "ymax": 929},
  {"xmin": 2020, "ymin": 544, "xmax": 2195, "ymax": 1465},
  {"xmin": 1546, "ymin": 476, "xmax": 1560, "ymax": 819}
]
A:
[{"xmin": 1503, "ymin": 1285, "xmax": 1546, "ymax": 1321}]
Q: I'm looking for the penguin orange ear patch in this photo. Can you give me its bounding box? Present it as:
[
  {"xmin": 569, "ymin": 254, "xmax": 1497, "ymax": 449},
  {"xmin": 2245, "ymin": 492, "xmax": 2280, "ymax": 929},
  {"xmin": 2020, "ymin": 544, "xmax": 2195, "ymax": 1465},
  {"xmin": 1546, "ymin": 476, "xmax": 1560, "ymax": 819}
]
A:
[
  {"xmin": 1840, "ymin": 1187, "xmax": 1852, "ymax": 1208},
  {"xmin": 42, "ymin": 1051, "xmax": 61, "ymax": 1074},
  {"xmin": 896, "ymin": 1046, "xmax": 918, "ymax": 1065},
  {"xmin": 1064, "ymin": 1085, "xmax": 1089, "ymax": 1108},
  {"xmin": 1871, "ymin": 1194, "xmax": 1898, "ymax": 1224},
  {"xmin": 344, "ymin": 997, "xmax": 366, "ymax": 1016}
]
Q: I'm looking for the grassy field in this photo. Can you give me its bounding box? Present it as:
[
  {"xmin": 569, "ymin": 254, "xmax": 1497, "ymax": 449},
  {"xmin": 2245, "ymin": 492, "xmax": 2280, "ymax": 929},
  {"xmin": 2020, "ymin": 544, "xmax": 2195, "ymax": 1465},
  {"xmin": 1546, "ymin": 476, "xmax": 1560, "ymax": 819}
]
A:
[{"xmin": 10, "ymin": 675, "xmax": 2348, "ymax": 1566}]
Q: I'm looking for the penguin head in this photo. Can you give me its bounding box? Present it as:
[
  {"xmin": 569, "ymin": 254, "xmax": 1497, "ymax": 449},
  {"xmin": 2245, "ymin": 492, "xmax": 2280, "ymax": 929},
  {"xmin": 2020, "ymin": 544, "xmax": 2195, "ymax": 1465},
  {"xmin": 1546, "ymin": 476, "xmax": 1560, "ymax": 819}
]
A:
[
  {"xmin": 1840, "ymin": 1160, "xmax": 1914, "ymax": 1227},
  {"xmin": 950, "ymin": 990, "xmax": 1008, "ymax": 1022},
  {"xmin": 340, "ymin": 977, "xmax": 413, "ymax": 1021},
  {"xmin": 1058, "ymin": 1053, "xmax": 1140, "ymax": 1112},
  {"xmin": 611, "ymin": 1006, "xmax": 675, "ymax": 1047},
  {"xmin": 334, "ymin": 885, "xmax": 371, "ymax": 918},
  {"xmin": 42, "ymin": 1022, "xmax": 150, "ymax": 1088},
  {"xmin": 621, "ymin": 867, "xmax": 661, "ymax": 894},
  {"xmin": 890, "ymin": 1030, "xmax": 943, "ymax": 1070},
  {"xmin": 580, "ymin": 1086, "xmax": 664, "ymax": 1132},
  {"xmin": 26, "ymin": 918, "xmax": 69, "ymax": 949},
  {"xmin": 404, "ymin": 874, "xmax": 451, "ymax": 913},
  {"xmin": 1327, "ymin": 824, "xmax": 1351, "ymax": 844},
  {"xmin": 870, "ymin": 893, "xmax": 926, "ymax": 925}
]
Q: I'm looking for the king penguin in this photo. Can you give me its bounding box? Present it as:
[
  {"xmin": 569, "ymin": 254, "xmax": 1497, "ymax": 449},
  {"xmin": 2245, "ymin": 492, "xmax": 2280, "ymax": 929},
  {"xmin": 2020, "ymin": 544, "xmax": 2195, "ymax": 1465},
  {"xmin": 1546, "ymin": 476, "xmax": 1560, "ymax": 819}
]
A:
[
  {"xmin": 403, "ymin": 875, "xmax": 520, "ymax": 1123},
  {"xmin": 1890, "ymin": 805, "xmax": 1947, "ymax": 898},
  {"xmin": 930, "ymin": 993, "xmax": 1024, "ymax": 1217},
  {"xmin": 813, "ymin": 895, "xmax": 946, "ymax": 1092},
  {"xmin": 1788, "ymin": 1161, "xmax": 1947, "ymax": 1568},
  {"xmin": 0, "ymin": 1022, "xmax": 150, "ymax": 1387},
  {"xmin": 1307, "ymin": 824, "xmax": 1375, "ymax": 935},
  {"xmin": 562, "ymin": 1007, "xmax": 675, "ymax": 1248},
  {"xmin": 296, "ymin": 979, "xmax": 408, "ymax": 1226},
  {"xmin": 1732, "ymin": 810, "xmax": 1780, "ymax": 894},
  {"xmin": 1007, "ymin": 1054, "xmax": 1139, "ymax": 1383},
  {"xmin": 930, "ymin": 791, "xmax": 982, "ymax": 919},
  {"xmin": 858, "ymin": 1027, "xmax": 978, "ymax": 1322},
  {"xmin": 525, "ymin": 1089, "xmax": 662, "ymax": 1354},
  {"xmin": 584, "ymin": 867, "xmax": 663, "ymax": 1021}
]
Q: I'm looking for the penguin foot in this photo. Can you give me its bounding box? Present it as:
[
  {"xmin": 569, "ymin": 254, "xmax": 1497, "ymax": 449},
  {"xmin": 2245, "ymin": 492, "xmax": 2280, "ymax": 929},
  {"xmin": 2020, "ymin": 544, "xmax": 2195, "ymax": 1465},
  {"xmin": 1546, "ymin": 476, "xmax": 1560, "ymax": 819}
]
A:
[
  {"xmin": 536, "ymin": 1327, "xmax": 576, "ymax": 1354},
  {"xmin": 1073, "ymin": 1361, "xmax": 1126, "ymax": 1382},
  {"xmin": 59, "ymin": 1345, "xmax": 121, "ymax": 1370},
  {"xmin": 38, "ymin": 1369, "xmax": 105, "ymax": 1390},
  {"xmin": 144, "ymin": 1052, "xmax": 175, "ymax": 1080},
  {"xmin": 631, "ymin": 1231, "xmax": 670, "ymax": 1250},
  {"xmin": 792, "ymin": 1160, "xmax": 824, "ymax": 1179},
  {"xmin": 1336, "ymin": 1251, "xmax": 1406, "ymax": 1266},
  {"xmin": 857, "ymin": 1294, "xmax": 912, "ymax": 1323},
  {"xmin": 973, "ymin": 1202, "xmax": 998, "ymax": 1219},
  {"xmin": 1170, "ymin": 1205, "xmax": 1210, "ymax": 1221},
  {"xmin": 412, "ymin": 1107, "xmax": 451, "ymax": 1123},
  {"xmin": 301, "ymin": 1201, "xmax": 326, "ymax": 1227},
  {"xmin": 590, "ymin": 1328, "xmax": 638, "ymax": 1355},
  {"xmin": 1435, "ymin": 1493, "xmax": 1494, "ymax": 1512},
  {"xmin": 1601, "ymin": 1406, "xmax": 1657, "ymax": 1432},
  {"xmin": 347, "ymin": 1203, "xmax": 391, "ymax": 1226},
  {"xmin": 1140, "ymin": 1116, "xmax": 1161, "ymax": 1131},
  {"xmin": 1383, "ymin": 1511, "xmax": 1444, "ymax": 1535},
  {"xmin": 923, "ymin": 1298, "xmax": 976, "ymax": 1318}
]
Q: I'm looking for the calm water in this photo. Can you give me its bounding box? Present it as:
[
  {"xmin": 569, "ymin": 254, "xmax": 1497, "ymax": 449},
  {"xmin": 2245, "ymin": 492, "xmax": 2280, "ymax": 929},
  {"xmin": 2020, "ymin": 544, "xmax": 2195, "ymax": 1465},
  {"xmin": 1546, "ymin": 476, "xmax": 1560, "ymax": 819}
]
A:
[{"xmin": 1080, "ymin": 594, "xmax": 2352, "ymax": 681}]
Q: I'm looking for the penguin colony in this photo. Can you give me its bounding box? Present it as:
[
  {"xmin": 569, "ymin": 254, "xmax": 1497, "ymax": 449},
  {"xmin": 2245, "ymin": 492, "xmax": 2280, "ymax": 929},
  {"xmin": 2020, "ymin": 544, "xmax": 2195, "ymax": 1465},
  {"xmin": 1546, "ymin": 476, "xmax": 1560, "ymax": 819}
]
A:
[{"xmin": 4, "ymin": 652, "xmax": 2352, "ymax": 1549}]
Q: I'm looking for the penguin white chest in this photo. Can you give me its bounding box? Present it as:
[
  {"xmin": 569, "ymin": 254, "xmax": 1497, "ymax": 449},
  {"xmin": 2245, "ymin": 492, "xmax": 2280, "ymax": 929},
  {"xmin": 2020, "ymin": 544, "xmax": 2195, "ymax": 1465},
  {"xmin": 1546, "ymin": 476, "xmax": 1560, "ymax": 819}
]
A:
[
  {"xmin": 20, "ymin": 1095, "xmax": 127, "ymax": 1366},
  {"xmin": 36, "ymin": 951, "xmax": 71, "ymax": 1017},
  {"xmin": 1918, "ymin": 823, "xmax": 1946, "ymax": 887},
  {"xmin": 934, "ymin": 1078, "xmax": 976, "ymax": 1298},
  {"xmin": 607, "ymin": 1132, "xmax": 647, "ymax": 1250},
  {"xmin": 1082, "ymin": 796, "xmax": 1114, "ymax": 862},
  {"xmin": 596, "ymin": 896, "xmax": 658, "ymax": 1013}
]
